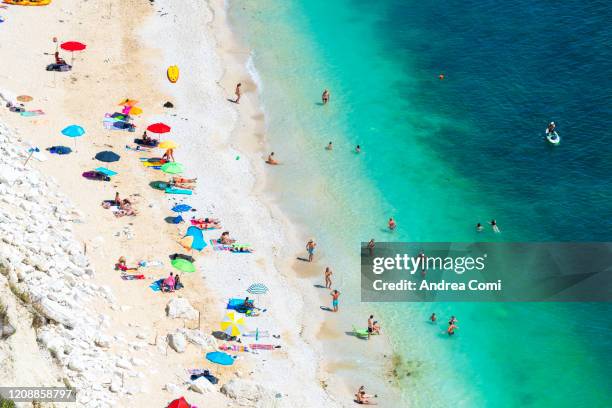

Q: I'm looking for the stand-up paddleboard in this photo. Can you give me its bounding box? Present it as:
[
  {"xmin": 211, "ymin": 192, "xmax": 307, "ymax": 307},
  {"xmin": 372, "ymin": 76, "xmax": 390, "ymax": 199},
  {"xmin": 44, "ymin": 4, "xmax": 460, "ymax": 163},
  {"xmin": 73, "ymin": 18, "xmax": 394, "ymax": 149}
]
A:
[
  {"xmin": 545, "ymin": 131, "xmax": 560, "ymax": 146},
  {"xmin": 167, "ymin": 65, "xmax": 179, "ymax": 83}
]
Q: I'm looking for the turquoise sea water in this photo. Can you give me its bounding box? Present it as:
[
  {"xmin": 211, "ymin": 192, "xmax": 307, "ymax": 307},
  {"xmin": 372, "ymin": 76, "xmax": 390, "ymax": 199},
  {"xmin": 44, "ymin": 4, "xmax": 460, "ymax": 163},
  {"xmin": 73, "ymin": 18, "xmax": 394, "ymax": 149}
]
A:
[{"xmin": 228, "ymin": 0, "xmax": 612, "ymax": 406}]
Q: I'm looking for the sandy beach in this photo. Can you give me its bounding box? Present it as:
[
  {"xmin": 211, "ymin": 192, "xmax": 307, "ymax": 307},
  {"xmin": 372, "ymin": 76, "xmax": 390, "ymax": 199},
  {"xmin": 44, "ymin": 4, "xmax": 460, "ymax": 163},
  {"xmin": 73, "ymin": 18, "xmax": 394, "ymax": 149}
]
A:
[{"xmin": 0, "ymin": 0, "xmax": 396, "ymax": 407}]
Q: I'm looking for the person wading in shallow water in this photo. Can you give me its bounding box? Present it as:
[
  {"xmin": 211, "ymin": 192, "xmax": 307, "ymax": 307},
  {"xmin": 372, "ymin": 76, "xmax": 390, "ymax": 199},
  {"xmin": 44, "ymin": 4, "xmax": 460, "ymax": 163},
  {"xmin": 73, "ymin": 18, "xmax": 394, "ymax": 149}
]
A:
[
  {"xmin": 322, "ymin": 89, "xmax": 330, "ymax": 104},
  {"xmin": 306, "ymin": 239, "xmax": 317, "ymax": 262}
]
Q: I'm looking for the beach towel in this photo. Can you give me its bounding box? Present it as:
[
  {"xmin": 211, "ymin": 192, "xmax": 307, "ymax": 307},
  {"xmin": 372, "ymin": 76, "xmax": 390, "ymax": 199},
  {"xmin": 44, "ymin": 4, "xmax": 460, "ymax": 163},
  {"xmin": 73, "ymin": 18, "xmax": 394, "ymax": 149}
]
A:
[
  {"xmin": 125, "ymin": 145, "xmax": 150, "ymax": 152},
  {"xmin": 249, "ymin": 344, "xmax": 275, "ymax": 350},
  {"xmin": 139, "ymin": 260, "xmax": 163, "ymax": 268},
  {"xmin": 219, "ymin": 344, "xmax": 249, "ymax": 352},
  {"xmin": 121, "ymin": 274, "xmax": 145, "ymax": 280},
  {"xmin": 134, "ymin": 138, "xmax": 158, "ymax": 147},
  {"xmin": 95, "ymin": 167, "xmax": 117, "ymax": 177},
  {"xmin": 242, "ymin": 330, "xmax": 270, "ymax": 338},
  {"xmin": 227, "ymin": 298, "xmax": 247, "ymax": 311},
  {"xmin": 210, "ymin": 239, "xmax": 229, "ymax": 251},
  {"xmin": 165, "ymin": 188, "xmax": 192, "ymax": 195},
  {"xmin": 103, "ymin": 120, "xmax": 134, "ymax": 131},
  {"xmin": 149, "ymin": 278, "xmax": 164, "ymax": 291},
  {"xmin": 190, "ymin": 219, "xmax": 220, "ymax": 230},
  {"xmin": 46, "ymin": 63, "xmax": 72, "ymax": 72},
  {"xmin": 20, "ymin": 109, "xmax": 44, "ymax": 117}
]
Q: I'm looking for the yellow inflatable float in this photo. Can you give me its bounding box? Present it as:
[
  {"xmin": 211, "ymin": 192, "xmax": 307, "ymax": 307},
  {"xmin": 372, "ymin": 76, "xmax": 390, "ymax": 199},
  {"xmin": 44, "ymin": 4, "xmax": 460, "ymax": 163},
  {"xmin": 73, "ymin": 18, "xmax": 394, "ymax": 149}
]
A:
[
  {"xmin": 3, "ymin": 0, "xmax": 51, "ymax": 5},
  {"xmin": 167, "ymin": 65, "xmax": 179, "ymax": 83}
]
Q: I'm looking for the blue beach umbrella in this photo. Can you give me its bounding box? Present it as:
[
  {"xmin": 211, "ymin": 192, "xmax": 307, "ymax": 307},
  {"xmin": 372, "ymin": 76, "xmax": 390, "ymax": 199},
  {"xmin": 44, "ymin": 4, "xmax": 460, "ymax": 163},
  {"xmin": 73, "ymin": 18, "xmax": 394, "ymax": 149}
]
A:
[
  {"xmin": 206, "ymin": 351, "xmax": 234, "ymax": 366},
  {"xmin": 61, "ymin": 125, "xmax": 85, "ymax": 151},
  {"xmin": 171, "ymin": 204, "xmax": 192, "ymax": 213},
  {"xmin": 94, "ymin": 151, "xmax": 121, "ymax": 162}
]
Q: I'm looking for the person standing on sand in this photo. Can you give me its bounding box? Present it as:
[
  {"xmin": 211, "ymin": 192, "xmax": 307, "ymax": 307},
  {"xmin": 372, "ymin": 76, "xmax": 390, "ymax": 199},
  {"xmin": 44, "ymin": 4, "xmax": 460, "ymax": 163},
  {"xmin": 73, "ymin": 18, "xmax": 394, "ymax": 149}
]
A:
[
  {"xmin": 388, "ymin": 217, "xmax": 396, "ymax": 231},
  {"xmin": 306, "ymin": 239, "xmax": 317, "ymax": 262},
  {"xmin": 331, "ymin": 290, "xmax": 340, "ymax": 312},
  {"xmin": 367, "ymin": 239, "xmax": 375, "ymax": 256},
  {"xmin": 234, "ymin": 83, "xmax": 242, "ymax": 103},
  {"xmin": 324, "ymin": 267, "xmax": 333, "ymax": 289},
  {"xmin": 322, "ymin": 89, "xmax": 330, "ymax": 104}
]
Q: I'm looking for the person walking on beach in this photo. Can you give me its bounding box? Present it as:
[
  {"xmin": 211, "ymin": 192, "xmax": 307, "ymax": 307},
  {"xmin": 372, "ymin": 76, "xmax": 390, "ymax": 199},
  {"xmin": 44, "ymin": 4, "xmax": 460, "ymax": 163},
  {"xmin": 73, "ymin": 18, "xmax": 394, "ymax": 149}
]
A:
[
  {"xmin": 306, "ymin": 239, "xmax": 317, "ymax": 262},
  {"xmin": 367, "ymin": 239, "xmax": 375, "ymax": 256},
  {"xmin": 234, "ymin": 83, "xmax": 242, "ymax": 104},
  {"xmin": 388, "ymin": 217, "xmax": 396, "ymax": 231},
  {"xmin": 326, "ymin": 142, "xmax": 333, "ymax": 150},
  {"xmin": 322, "ymin": 89, "xmax": 330, "ymax": 104},
  {"xmin": 331, "ymin": 290, "xmax": 340, "ymax": 312},
  {"xmin": 324, "ymin": 267, "xmax": 333, "ymax": 289}
]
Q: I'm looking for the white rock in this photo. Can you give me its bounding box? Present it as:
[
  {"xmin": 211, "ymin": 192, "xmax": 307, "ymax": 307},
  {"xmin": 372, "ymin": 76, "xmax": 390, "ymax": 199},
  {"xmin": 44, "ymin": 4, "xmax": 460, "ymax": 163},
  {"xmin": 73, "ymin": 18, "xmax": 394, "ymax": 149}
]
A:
[
  {"xmin": 221, "ymin": 380, "xmax": 278, "ymax": 406},
  {"xmin": 39, "ymin": 298, "xmax": 76, "ymax": 328},
  {"xmin": 68, "ymin": 356, "xmax": 86, "ymax": 372},
  {"xmin": 116, "ymin": 358, "xmax": 133, "ymax": 370},
  {"xmin": 95, "ymin": 335, "xmax": 112, "ymax": 348},
  {"xmin": 190, "ymin": 376, "xmax": 215, "ymax": 394},
  {"xmin": 165, "ymin": 298, "xmax": 198, "ymax": 320},
  {"xmin": 167, "ymin": 332, "xmax": 186, "ymax": 353},
  {"xmin": 110, "ymin": 377, "xmax": 122, "ymax": 393},
  {"xmin": 164, "ymin": 382, "xmax": 182, "ymax": 396}
]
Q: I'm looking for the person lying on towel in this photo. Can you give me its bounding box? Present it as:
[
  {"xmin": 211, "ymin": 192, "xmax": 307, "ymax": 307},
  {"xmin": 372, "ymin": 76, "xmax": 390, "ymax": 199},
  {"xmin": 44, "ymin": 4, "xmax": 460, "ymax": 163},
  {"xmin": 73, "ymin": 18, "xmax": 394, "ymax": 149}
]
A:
[{"xmin": 116, "ymin": 256, "xmax": 138, "ymax": 272}]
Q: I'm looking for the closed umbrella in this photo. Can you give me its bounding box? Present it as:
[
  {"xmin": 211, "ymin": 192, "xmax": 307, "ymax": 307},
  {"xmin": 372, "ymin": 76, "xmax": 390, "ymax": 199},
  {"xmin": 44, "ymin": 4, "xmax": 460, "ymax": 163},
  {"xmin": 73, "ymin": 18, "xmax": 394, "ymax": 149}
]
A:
[
  {"xmin": 161, "ymin": 162, "xmax": 184, "ymax": 174},
  {"xmin": 158, "ymin": 140, "xmax": 178, "ymax": 149},
  {"xmin": 206, "ymin": 351, "xmax": 234, "ymax": 366},
  {"xmin": 171, "ymin": 258, "xmax": 196, "ymax": 273},
  {"xmin": 60, "ymin": 41, "xmax": 86, "ymax": 65},
  {"xmin": 61, "ymin": 125, "xmax": 85, "ymax": 151},
  {"xmin": 94, "ymin": 151, "xmax": 120, "ymax": 162},
  {"xmin": 147, "ymin": 122, "xmax": 171, "ymax": 134},
  {"xmin": 17, "ymin": 95, "xmax": 33, "ymax": 102},
  {"xmin": 220, "ymin": 311, "xmax": 246, "ymax": 337}
]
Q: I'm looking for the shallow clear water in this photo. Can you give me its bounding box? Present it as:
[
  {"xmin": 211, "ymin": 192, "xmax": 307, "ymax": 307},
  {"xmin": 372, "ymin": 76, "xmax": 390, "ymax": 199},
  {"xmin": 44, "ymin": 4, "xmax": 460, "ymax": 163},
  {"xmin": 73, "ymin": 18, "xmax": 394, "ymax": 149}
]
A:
[{"xmin": 229, "ymin": 0, "xmax": 612, "ymax": 406}]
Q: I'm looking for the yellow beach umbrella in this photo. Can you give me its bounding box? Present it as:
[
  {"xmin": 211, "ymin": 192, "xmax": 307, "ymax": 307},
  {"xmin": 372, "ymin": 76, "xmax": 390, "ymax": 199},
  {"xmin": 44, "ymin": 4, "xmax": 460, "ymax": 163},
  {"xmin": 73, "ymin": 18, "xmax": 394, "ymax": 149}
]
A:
[
  {"xmin": 220, "ymin": 311, "xmax": 246, "ymax": 337},
  {"xmin": 17, "ymin": 95, "xmax": 33, "ymax": 102},
  {"xmin": 129, "ymin": 106, "xmax": 143, "ymax": 115},
  {"xmin": 158, "ymin": 140, "xmax": 178, "ymax": 149},
  {"xmin": 118, "ymin": 98, "xmax": 139, "ymax": 107}
]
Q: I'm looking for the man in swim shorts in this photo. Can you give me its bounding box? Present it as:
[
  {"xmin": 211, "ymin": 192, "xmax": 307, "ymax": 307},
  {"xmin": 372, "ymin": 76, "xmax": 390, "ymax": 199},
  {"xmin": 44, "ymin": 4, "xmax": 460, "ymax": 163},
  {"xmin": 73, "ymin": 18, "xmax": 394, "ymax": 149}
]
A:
[{"xmin": 331, "ymin": 290, "xmax": 340, "ymax": 312}]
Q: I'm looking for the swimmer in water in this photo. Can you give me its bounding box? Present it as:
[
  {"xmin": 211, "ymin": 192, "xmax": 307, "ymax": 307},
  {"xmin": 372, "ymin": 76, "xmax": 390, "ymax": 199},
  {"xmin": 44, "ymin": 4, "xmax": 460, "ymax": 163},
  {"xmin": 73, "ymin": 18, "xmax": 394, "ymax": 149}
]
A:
[
  {"xmin": 265, "ymin": 152, "xmax": 278, "ymax": 165},
  {"xmin": 356, "ymin": 145, "xmax": 361, "ymax": 153},
  {"xmin": 476, "ymin": 223, "xmax": 484, "ymax": 232},
  {"xmin": 388, "ymin": 217, "xmax": 396, "ymax": 231},
  {"xmin": 447, "ymin": 322, "xmax": 457, "ymax": 336},
  {"xmin": 489, "ymin": 219, "xmax": 500, "ymax": 233},
  {"xmin": 326, "ymin": 142, "xmax": 333, "ymax": 150},
  {"xmin": 448, "ymin": 316, "xmax": 458, "ymax": 325},
  {"xmin": 430, "ymin": 313, "xmax": 437, "ymax": 323},
  {"xmin": 367, "ymin": 239, "xmax": 375, "ymax": 256},
  {"xmin": 322, "ymin": 89, "xmax": 330, "ymax": 104}
]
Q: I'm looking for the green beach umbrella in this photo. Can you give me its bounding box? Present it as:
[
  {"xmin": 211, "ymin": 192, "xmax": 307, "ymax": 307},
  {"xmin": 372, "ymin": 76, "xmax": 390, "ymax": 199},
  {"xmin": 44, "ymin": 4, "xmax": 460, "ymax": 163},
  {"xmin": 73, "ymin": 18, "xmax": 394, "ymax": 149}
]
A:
[
  {"xmin": 171, "ymin": 258, "xmax": 196, "ymax": 273},
  {"xmin": 161, "ymin": 162, "xmax": 184, "ymax": 174}
]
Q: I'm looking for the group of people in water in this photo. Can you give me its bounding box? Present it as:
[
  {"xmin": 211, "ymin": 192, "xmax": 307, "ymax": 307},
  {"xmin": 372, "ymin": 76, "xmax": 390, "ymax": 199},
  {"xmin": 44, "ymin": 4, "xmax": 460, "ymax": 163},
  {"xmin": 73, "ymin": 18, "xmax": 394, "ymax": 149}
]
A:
[
  {"xmin": 430, "ymin": 313, "xmax": 459, "ymax": 336},
  {"xmin": 476, "ymin": 219, "xmax": 500, "ymax": 233}
]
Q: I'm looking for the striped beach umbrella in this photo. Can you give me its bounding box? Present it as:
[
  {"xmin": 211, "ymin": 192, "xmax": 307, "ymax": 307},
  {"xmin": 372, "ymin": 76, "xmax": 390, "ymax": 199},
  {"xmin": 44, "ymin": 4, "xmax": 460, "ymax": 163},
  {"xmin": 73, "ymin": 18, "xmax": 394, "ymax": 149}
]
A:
[
  {"xmin": 247, "ymin": 283, "xmax": 269, "ymax": 295},
  {"xmin": 220, "ymin": 311, "xmax": 246, "ymax": 337}
]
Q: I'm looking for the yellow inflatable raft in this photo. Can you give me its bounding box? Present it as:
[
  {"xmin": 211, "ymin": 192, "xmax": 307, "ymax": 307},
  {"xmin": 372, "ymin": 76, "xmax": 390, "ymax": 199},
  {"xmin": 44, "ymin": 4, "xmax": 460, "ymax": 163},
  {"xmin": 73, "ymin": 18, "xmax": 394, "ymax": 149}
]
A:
[
  {"xmin": 167, "ymin": 65, "xmax": 179, "ymax": 83},
  {"xmin": 3, "ymin": 0, "xmax": 51, "ymax": 6}
]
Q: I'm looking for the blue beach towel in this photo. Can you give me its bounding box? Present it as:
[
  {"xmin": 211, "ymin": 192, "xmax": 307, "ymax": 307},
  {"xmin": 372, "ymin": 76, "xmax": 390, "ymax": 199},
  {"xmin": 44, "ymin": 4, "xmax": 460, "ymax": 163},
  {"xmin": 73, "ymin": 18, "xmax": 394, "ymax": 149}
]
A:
[
  {"xmin": 149, "ymin": 279, "xmax": 164, "ymax": 292},
  {"xmin": 95, "ymin": 167, "xmax": 117, "ymax": 177}
]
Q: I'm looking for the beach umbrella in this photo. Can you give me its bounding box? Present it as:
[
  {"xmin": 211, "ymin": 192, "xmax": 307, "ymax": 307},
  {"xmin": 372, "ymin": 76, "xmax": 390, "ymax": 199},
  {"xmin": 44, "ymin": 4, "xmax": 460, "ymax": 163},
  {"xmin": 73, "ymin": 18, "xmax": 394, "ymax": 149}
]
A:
[
  {"xmin": 60, "ymin": 41, "xmax": 86, "ymax": 65},
  {"xmin": 170, "ymin": 253, "xmax": 195, "ymax": 263},
  {"xmin": 205, "ymin": 351, "xmax": 234, "ymax": 366},
  {"xmin": 118, "ymin": 98, "xmax": 139, "ymax": 107},
  {"xmin": 161, "ymin": 162, "xmax": 184, "ymax": 174},
  {"xmin": 247, "ymin": 283, "xmax": 269, "ymax": 295},
  {"xmin": 147, "ymin": 122, "xmax": 171, "ymax": 134},
  {"xmin": 61, "ymin": 125, "xmax": 85, "ymax": 151},
  {"xmin": 94, "ymin": 151, "xmax": 120, "ymax": 162},
  {"xmin": 180, "ymin": 226, "xmax": 206, "ymax": 252},
  {"xmin": 158, "ymin": 140, "xmax": 178, "ymax": 149},
  {"xmin": 17, "ymin": 95, "xmax": 33, "ymax": 102},
  {"xmin": 171, "ymin": 204, "xmax": 192, "ymax": 213},
  {"xmin": 171, "ymin": 258, "xmax": 196, "ymax": 273},
  {"xmin": 220, "ymin": 311, "xmax": 246, "ymax": 337},
  {"xmin": 167, "ymin": 397, "xmax": 190, "ymax": 408}
]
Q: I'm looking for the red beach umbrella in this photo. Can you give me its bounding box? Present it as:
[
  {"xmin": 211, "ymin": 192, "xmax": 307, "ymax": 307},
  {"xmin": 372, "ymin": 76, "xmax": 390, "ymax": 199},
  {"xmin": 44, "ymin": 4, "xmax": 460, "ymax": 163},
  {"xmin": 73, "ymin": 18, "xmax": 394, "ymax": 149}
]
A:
[
  {"xmin": 60, "ymin": 41, "xmax": 87, "ymax": 65},
  {"xmin": 147, "ymin": 122, "xmax": 171, "ymax": 134},
  {"xmin": 167, "ymin": 397, "xmax": 190, "ymax": 408}
]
